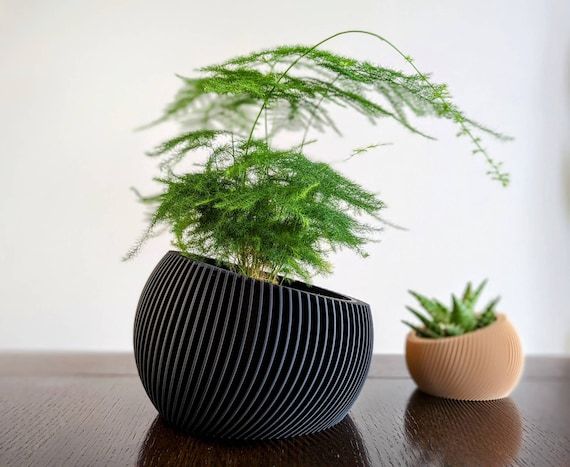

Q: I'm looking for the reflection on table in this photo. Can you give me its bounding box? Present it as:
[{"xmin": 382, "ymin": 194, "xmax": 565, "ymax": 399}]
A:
[
  {"xmin": 404, "ymin": 390, "xmax": 522, "ymax": 465},
  {"xmin": 137, "ymin": 414, "xmax": 370, "ymax": 466}
]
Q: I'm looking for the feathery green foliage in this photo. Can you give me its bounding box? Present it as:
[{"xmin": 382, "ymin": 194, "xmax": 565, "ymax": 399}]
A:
[
  {"xmin": 155, "ymin": 41, "xmax": 511, "ymax": 182},
  {"xmin": 403, "ymin": 280, "xmax": 499, "ymax": 338},
  {"xmin": 129, "ymin": 139, "xmax": 381, "ymax": 282},
  {"xmin": 126, "ymin": 30, "xmax": 512, "ymax": 283}
]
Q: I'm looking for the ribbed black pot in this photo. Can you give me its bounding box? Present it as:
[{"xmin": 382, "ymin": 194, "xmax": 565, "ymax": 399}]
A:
[{"xmin": 134, "ymin": 251, "xmax": 373, "ymax": 440}]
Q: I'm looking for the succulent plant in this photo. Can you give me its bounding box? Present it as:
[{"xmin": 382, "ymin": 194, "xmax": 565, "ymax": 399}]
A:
[{"xmin": 403, "ymin": 280, "xmax": 499, "ymax": 338}]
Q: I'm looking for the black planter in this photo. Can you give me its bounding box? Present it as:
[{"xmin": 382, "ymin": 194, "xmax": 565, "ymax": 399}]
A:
[{"xmin": 134, "ymin": 251, "xmax": 373, "ymax": 440}]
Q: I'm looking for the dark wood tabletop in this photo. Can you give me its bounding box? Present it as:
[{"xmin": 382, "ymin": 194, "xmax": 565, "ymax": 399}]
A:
[{"xmin": 0, "ymin": 354, "xmax": 568, "ymax": 466}]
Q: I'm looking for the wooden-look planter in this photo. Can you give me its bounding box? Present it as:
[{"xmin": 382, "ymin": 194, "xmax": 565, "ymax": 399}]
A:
[
  {"xmin": 134, "ymin": 251, "xmax": 373, "ymax": 440},
  {"xmin": 405, "ymin": 314, "xmax": 524, "ymax": 401}
]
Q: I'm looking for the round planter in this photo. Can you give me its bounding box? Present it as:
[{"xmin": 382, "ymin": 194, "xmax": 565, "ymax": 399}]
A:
[
  {"xmin": 405, "ymin": 314, "xmax": 524, "ymax": 400},
  {"xmin": 134, "ymin": 251, "xmax": 373, "ymax": 440}
]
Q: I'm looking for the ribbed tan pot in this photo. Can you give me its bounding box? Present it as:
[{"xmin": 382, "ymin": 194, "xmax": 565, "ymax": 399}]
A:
[{"xmin": 405, "ymin": 314, "xmax": 524, "ymax": 401}]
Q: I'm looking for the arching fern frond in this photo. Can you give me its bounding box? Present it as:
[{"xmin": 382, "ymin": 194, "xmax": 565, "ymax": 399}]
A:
[{"xmin": 151, "ymin": 44, "xmax": 511, "ymax": 184}]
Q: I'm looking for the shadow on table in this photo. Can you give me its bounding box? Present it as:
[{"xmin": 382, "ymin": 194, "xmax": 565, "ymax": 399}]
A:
[
  {"xmin": 137, "ymin": 415, "xmax": 370, "ymax": 466},
  {"xmin": 403, "ymin": 390, "xmax": 522, "ymax": 466}
]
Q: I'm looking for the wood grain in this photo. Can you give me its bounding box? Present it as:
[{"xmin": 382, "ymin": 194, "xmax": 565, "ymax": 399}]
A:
[{"xmin": 0, "ymin": 354, "xmax": 568, "ymax": 466}]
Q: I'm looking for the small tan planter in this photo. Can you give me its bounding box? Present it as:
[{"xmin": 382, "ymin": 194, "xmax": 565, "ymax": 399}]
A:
[{"xmin": 405, "ymin": 314, "xmax": 524, "ymax": 400}]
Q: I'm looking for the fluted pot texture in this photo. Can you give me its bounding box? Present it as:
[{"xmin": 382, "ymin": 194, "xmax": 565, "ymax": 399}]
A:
[
  {"xmin": 134, "ymin": 251, "xmax": 373, "ymax": 440},
  {"xmin": 405, "ymin": 314, "xmax": 524, "ymax": 401}
]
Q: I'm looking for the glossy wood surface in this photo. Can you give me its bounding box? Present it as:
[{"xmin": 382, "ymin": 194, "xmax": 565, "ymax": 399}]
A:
[{"xmin": 1, "ymin": 354, "xmax": 568, "ymax": 466}]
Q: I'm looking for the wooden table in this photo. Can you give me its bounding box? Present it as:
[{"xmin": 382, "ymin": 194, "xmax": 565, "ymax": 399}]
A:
[{"xmin": 1, "ymin": 354, "xmax": 568, "ymax": 466}]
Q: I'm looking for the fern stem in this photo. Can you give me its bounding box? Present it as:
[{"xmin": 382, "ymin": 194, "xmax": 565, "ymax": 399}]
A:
[
  {"xmin": 300, "ymin": 74, "xmax": 340, "ymax": 151},
  {"xmin": 264, "ymin": 106, "xmax": 268, "ymax": 143}
]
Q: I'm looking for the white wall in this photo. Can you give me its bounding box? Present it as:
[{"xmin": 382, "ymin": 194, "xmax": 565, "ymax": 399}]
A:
[{"xmin": 0, "ymin": 0, "xmax": 568, "ymax": 353}]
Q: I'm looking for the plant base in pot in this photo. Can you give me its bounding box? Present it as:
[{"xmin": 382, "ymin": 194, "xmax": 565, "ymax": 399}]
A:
[{"xmin": 134, "ymin": 251, "xmax": 373, "ymax": 440}]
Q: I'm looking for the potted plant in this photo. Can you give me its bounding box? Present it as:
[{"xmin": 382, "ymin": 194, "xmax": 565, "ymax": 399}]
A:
[
  {"xmin": 127, "ymin": 30, "xmax": 511, "ymax": 439},
  {"xmin": 403, "ymin": 280, "xmax": 524, "ymax": 400}
]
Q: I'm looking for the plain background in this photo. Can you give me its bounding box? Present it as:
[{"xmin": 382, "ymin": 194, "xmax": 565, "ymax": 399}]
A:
[{"xmin": 1, "ymin": 0, "xmax": 569, "ymax": 354}]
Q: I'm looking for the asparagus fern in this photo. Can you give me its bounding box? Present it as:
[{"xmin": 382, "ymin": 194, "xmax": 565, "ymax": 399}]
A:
[{"xmin": 126, "ymin": 30, "xmax": 512, "ymax": 283}]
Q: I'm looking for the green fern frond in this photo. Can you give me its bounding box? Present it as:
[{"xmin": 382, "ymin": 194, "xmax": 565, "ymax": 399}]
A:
[
  {"xmin": 130, "ymin": 139, "xmax": 383, "ymax": 282},
  {"xmin": 152, "ymin": 43, "xmax": 510, "ymax": 182}
]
